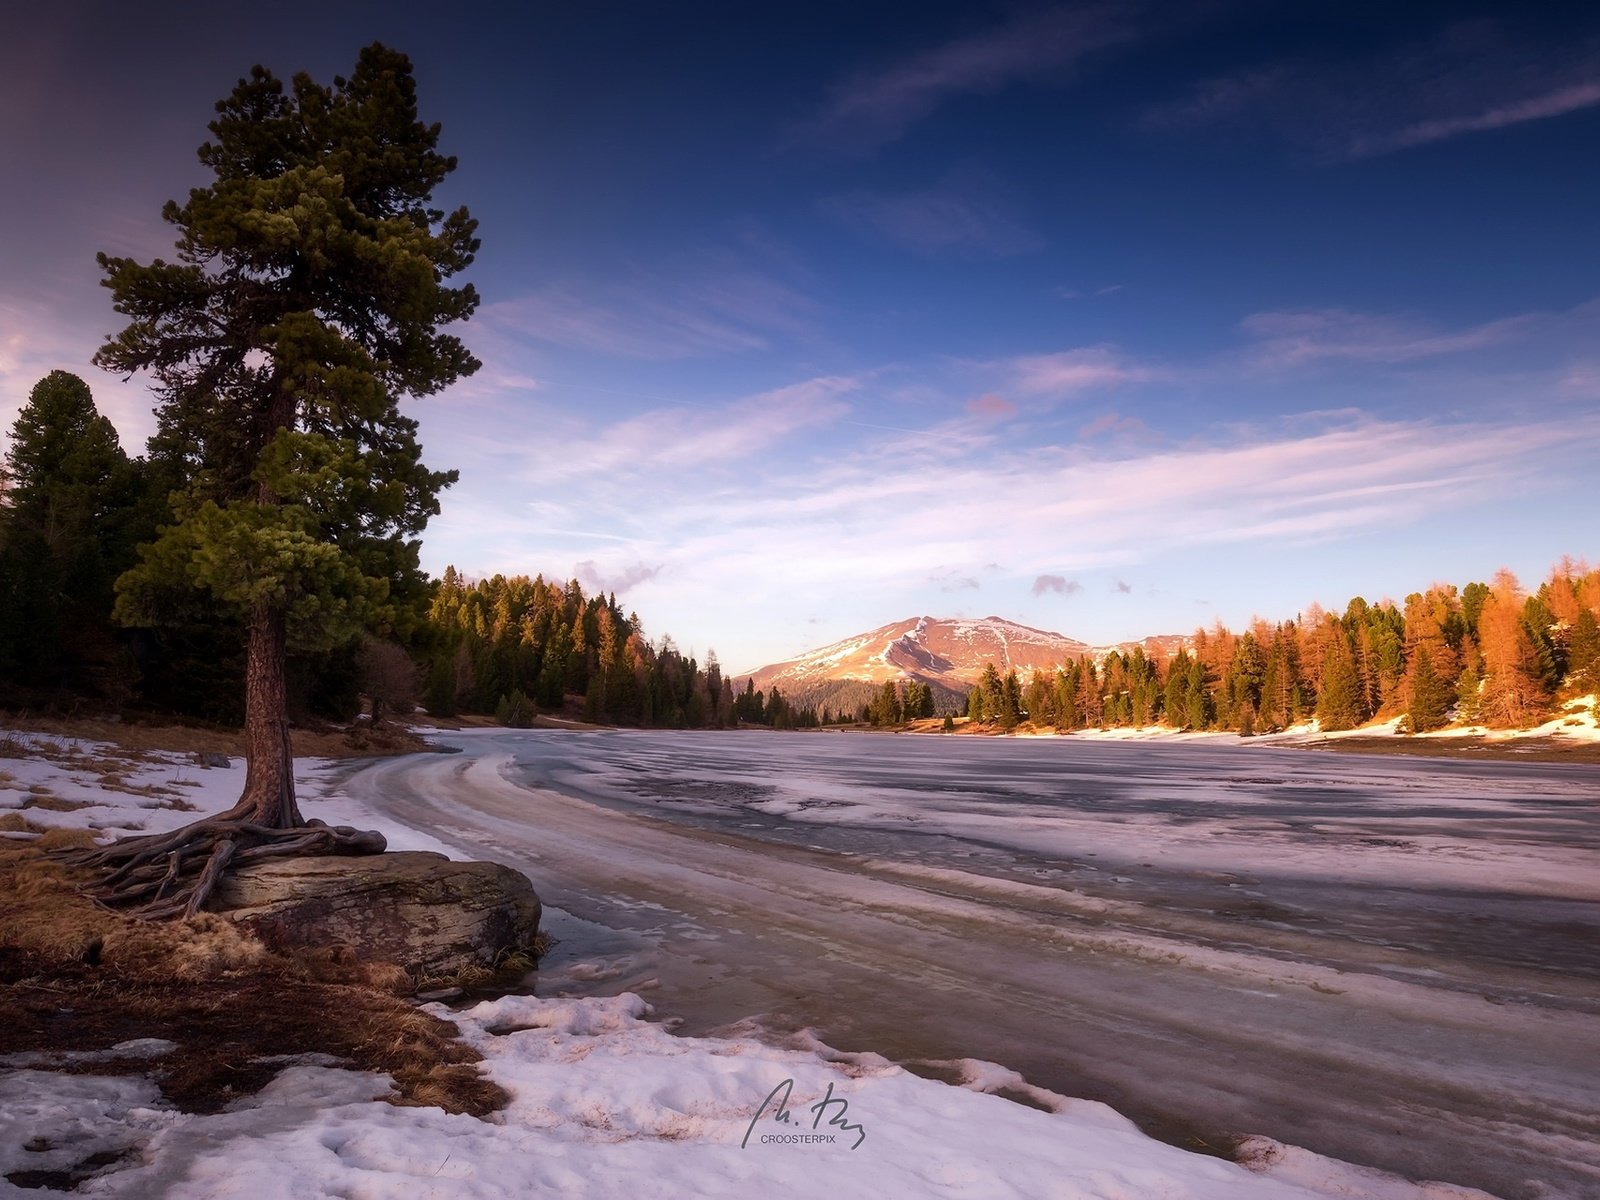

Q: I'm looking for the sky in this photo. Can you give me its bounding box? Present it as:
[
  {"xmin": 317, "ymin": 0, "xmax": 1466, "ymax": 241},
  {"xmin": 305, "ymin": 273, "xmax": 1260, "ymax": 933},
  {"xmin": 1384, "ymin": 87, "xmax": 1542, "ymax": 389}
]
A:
[{"xmin": 3, "ymin": 1, "xmax": 1600, "ymax": 673}]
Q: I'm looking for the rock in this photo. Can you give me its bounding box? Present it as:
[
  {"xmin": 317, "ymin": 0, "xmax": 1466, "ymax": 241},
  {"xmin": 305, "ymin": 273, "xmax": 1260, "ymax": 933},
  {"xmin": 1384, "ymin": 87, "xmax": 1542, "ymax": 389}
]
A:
[
  {"xmin": 211, "ymin": 851, "xmax": 541, "ymax": 979},
  {"xmin": 414, "ymin": 986, "xmax": 465, "ymax": 1003},
  {"xmin": 193, "ymin": 751, "xmax": 231, "ymax": 769}
]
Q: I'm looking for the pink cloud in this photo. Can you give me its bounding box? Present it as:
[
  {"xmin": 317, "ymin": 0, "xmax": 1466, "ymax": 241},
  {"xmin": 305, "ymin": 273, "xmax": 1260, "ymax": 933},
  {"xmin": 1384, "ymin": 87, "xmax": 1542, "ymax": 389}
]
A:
[
  {"xmin": 1078, "ymin": 411, "xmax": 1151, "ymax": 440},
  {"xmin": 1008, "ymin": 347, "xmax": 1161, "ymax": 397},
  {"xmin": 966, "ymin": 393, "xmax": 1018, "ymax": 420}
]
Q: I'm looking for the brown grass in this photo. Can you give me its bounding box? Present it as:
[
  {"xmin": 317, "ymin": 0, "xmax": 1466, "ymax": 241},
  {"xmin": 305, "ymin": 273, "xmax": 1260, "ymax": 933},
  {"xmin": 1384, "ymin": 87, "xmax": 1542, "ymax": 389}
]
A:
[
  {"xmin": 0, "ymin": 844, "xmax": 509, "ymax": 1118},
  {"xmin": 34, "ymin": 827, "xmax": 100, "ymax": 850},
  {"xmin": 0, "ymin": 713, "xmax": 431, "ymax": 761},
  {"xmin": 21, "ymin": 794, "xmax": 93, "ymax": 813}
]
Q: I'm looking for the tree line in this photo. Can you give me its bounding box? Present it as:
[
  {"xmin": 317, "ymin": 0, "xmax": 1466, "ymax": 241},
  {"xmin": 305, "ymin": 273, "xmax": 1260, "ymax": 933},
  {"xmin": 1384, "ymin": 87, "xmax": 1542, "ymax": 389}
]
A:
[
  {"xmin": 0, "ymin": 375, "xmax": 807, "ymax": 731},
  {"xmin": 966, "ymin": 570, "xmax": 1600, "ymax": 734},
  {"xmin": 4, "ymin": 369, "xmax": 1596, "ymax": 735}
]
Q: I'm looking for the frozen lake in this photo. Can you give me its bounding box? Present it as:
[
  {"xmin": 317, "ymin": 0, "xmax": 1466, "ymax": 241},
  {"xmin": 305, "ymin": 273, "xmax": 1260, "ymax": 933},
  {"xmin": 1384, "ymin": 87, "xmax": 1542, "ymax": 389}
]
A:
[{"xmin": 343, "ymin": 729, "xmax": 1600, "ymax": 1200}]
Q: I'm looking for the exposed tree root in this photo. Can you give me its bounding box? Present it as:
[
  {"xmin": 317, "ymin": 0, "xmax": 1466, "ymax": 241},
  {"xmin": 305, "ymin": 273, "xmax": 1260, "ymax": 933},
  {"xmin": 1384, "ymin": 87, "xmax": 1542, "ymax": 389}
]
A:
[{"xmin": 56, "ymin": 817, "xmax": 386, "ymax": 921}]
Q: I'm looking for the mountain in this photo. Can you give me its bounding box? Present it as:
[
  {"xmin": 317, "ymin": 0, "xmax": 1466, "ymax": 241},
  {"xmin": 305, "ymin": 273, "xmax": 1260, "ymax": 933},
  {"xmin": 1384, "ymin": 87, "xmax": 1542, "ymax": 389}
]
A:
[{"xmin": 738, "ymin": 616, "xmax": 1186, "ymax": 715}]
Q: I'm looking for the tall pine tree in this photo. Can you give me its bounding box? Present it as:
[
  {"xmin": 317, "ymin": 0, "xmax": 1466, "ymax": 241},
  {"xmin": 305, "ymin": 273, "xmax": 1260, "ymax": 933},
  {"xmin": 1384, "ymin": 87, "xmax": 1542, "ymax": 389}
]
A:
[{"xmin": 76, "ymin": 45, "xmax": 478, "ymax": 916}]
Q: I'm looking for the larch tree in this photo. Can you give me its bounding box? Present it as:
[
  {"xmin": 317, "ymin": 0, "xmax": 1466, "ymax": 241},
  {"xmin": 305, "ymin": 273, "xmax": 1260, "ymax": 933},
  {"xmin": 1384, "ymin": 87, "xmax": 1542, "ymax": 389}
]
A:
[
  {"xmin": 70, "ymin": 44, "xmax": 479, "ymax": 917},
  {"xmin": 1477, "ymin": 571, "xmax": 1549, "ymax": 728}
]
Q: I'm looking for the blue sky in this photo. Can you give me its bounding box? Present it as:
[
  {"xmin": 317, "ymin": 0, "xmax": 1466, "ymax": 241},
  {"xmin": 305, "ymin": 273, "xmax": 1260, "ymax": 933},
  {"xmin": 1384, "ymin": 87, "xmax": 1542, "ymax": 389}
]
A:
[{"xmin": 4, "ymin": 1, "xmax": 1600, "ymax": 672}]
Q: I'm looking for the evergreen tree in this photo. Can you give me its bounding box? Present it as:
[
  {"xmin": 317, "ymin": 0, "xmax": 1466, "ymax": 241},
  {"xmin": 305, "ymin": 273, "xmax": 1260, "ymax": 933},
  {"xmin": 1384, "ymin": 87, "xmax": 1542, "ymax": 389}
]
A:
[
  {"xmin": 967, "ymin": 685, "xmax": 986, "ymax": 722},
  {"xmin": 1568, "ymin": 609, "xmax": 1600, "ymax": 691},
  {"xmin": 1456, "ymin": 662, "xmax": 1483, "ymax": 725},
  {"xmin": 1164, "ymin": 650, "xmax": 1191, "ymax": 728},
  {"xmin": 977, "ymin": 662, "xmax": 1003, "ymax": 721},
  {"xmin": 872, "ymin": 680, "xmax": 903, "ymax": 726},
  {"xmin": 1183, "ymin": 659, "xmax": 1210, "ymax": 729},
  {"xmin": 0, "ymin": 372, "xmax": 141, "ymax": 698},
  {"xmin": 78, "ymin": 44, "xmax": 478, "ymax": 915},
  {"xmin": 998, "ymin": 669, "xmax": 1022, "ymax": 730},
  {"xmin": 1316, "ymin": 635, "xmax": 1362, "ymax": 732},
  {"xmin": 1405, "ymin": 645, "xmax": 1451, "ymax": 733}
]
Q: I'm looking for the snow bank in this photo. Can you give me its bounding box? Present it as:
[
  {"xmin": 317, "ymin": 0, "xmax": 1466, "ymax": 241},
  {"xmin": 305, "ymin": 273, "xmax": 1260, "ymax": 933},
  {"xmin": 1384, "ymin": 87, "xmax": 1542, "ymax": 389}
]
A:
[
  {"xmin": 0, "ymin": 991, "xmax": 1497, "ymax": 1199},
  {"xmin": 989, "ymin": 694, "xmax": 1600, "ymax": 747}
]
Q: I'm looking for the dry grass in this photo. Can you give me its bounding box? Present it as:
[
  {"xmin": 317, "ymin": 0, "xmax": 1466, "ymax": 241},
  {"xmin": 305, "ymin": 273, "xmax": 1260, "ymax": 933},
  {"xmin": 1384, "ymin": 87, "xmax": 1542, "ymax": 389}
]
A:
[
  {"xmin": 0, "ymin": 713, "xmax": 432, "ymax": 761},
  {"xmin": 21, "ymin": 794, "xmax": 93, "ymax": 813},
  {"xmin": 34, "ymin": 827, "xmax": 100, "ymax": 850},
  {"xmin": 0, "ymin": 843, "xmax": 509, "ymax": 1118}
]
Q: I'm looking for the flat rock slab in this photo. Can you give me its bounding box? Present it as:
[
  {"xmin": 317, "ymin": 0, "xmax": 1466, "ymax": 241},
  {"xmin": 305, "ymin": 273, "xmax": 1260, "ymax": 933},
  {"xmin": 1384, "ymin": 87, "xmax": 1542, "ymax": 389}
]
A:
[{"xmin": 212, "ymin": 851, "xmax": 541, "ymax": 979}]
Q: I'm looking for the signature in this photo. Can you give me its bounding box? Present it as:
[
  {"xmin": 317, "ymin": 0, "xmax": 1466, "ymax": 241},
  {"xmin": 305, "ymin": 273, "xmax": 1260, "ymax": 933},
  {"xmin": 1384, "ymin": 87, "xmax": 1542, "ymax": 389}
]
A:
[{"xmin": 741, "ymin": 1078, "xmax": 866, "ymax": 1150}]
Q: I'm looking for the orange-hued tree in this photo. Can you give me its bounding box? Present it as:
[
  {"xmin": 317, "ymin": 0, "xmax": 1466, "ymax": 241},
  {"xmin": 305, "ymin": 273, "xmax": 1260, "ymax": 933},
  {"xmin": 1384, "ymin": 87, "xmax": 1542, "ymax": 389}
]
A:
[{"xmin": 1476, "ymin": 570, "xmax": 1549, "ymax": 728}]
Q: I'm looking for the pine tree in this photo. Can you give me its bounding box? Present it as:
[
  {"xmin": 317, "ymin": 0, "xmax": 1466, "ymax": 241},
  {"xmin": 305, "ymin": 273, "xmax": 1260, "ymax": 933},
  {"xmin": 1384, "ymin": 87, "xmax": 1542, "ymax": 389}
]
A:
[
  {"xmin": 1568, "ymin": 609, "xmax": 1600, "ymax": 692},
  {"xmin": 1316, "ymin": 635, "xmax": 1362, "ymax": 732},
  {"xmin": 0, "ymin": 372, "xmax": 141, "ymax": 697},
  {"xmin": 872, "ymin": 680, "xmax": 903, "ymax": 726},
  {"xmin": 74, "ymin": 44, "xmax": 478, "ymax": 917},
  {"xmin": 967, "ymin": 685, "xmax": 986, "ymax": 722},
  {"xmin": 1000, "ymin": 669, "xmax": 1023, "ymax": 729},
  {"xmin": 1405, "ymin": 645, "xmax": 1451, "ymax": 733},
  {"xmin": 1164, "ymin": 650, "xmax": 1191, "ymax": 728}
]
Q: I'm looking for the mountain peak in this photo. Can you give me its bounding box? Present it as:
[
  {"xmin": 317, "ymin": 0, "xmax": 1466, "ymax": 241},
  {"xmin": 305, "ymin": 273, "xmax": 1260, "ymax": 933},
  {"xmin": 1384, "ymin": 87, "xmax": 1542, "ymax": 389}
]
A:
[{"xmin": 737, "ymin": 616, "xmax": 1187, "ymax": 713}]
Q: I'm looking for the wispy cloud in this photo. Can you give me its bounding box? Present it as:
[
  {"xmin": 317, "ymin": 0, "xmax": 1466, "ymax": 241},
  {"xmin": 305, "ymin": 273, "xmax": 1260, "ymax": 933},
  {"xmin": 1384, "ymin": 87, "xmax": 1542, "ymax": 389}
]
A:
[
  {"xmin": 1077, "ymin": 411, "xmax": 1152, "ymax": 440},
  {"xmin": 1112, "ymin": 579, "xmax": 1133, "ymax": 594},
  {"xmin": 574, "ymin": 560, "xmax": 663, "ymax": 597},
  {"xmin": 822, "ymin": 167, "xmax": 1043, "ymax": 258},
  {"xmin": 1146, "ymin": 22, "xmax": 1600, "ymax": 161},
  {"xmin": 1058, "ymin": 284, "xmax": 1125, "ymax": 301},
  {"xmin": 435, "ymin": 391, "xmax": 1600, "ymax": 670},
  {"xmin": 1033, "ymin": 574, "xmax": 1084, "ymax": 597},
  {"xmin": 483, "ymin": 287, "xmax": 760, "ymax": 360},
  {"xmin": 804, "ymin": 5, "xmax": 1139, "ymax": 153},
  {"xmin": 1357, "ymin": 81, "xmax": 1600, "ymax": 157},
  {"xmin": 1004, "ymin": 346, "xmax": 1163, "ymax": 398},
  {"xmin": 529, "ymin": 375, "xmax": 857, "ymax": 488},
  {"xmin": 930, "ymin": 570, "xmax": 981, "ymax": 593},
  {"xmin": 1239, "ymin": 308, "xmax": 1537, "ymax": 368},
  {"xmin": 483, "ymin": 258, "xmax": 820, "ymax": 361},
  {"xmin": 965, "ymin": 393, "xmax": 1018, "ymax": 421}
]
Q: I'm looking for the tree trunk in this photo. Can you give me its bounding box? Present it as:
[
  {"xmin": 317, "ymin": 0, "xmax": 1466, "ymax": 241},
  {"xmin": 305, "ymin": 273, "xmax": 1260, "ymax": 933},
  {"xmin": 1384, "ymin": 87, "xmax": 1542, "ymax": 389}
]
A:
[{"xmin": 240, "ymin": 600, "xmax": 301, "ymax": 827}]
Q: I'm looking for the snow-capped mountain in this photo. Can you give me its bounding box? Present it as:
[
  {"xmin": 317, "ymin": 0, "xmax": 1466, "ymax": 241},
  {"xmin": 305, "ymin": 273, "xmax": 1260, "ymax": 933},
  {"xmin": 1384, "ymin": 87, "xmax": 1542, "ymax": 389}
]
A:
[{"xmin": 740, "ymin": 616, "xmax": 1184, "ymax": 702}]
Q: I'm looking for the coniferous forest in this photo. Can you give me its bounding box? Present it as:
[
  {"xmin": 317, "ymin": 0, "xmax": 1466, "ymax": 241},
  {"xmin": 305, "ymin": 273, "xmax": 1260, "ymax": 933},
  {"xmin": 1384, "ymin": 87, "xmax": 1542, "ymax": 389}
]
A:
[{"xmin": 3, "ymin": 369, "xmax": 1597, "ymax": 736}]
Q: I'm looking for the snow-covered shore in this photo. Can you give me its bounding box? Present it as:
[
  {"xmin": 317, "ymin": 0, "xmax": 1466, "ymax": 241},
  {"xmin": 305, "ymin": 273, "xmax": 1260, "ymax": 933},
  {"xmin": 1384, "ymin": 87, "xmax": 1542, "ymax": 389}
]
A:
[
  {"xmin": 996, "ymin": 694, "xmax": 1600, "ymax": 747},
  {"xmin": 0, "ymin": 730, "xmax": 1500, "ymax": 1199}
]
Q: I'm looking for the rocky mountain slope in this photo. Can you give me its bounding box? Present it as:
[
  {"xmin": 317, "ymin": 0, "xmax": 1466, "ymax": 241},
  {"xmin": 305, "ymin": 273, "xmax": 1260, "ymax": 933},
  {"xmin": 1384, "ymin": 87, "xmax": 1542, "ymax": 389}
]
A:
[{"xmin": 740, "ymin": 616, "xmax": 1185, "ymax": 713}]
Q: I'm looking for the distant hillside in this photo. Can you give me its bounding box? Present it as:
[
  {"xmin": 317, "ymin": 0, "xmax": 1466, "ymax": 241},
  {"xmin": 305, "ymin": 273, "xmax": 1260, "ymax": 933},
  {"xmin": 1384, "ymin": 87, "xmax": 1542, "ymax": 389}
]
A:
[{"xmin": 738, "ymin": 616, "xmax": 1186, "ymax": 713}]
